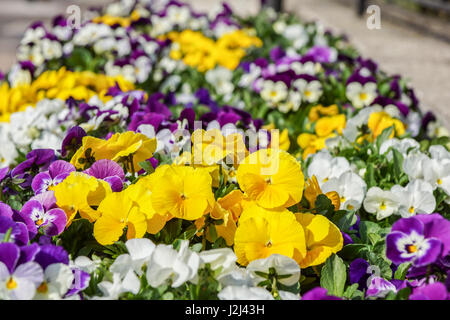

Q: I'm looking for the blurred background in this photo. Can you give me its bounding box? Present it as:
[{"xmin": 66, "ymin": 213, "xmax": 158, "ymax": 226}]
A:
[{"xmin": 0, "ymin": 0, "xmax": 449, "ymax": 125}]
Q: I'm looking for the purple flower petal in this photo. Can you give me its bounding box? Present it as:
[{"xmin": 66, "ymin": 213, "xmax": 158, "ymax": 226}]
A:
[
  {"xmin": 414, "ymin": 238, "xmax": 442, "ymax": 267},
  {"xmin": 409, "ymin": 282, "xmax": 449, "ymax": 300},
  {"xmin": 31, "ymin": 191, "xmax": 57, "ymax": 211},
  {"xmin": 0, "ymin": 202, "xmax": 13, "ymax": 219},
  {"xmin": 349, "ymin": 258, "xmax": 370, "ymax": 289},
  {"xmin": 61, "ymin": 126, "xmax": 87, "ymax": 157},
  {"xmin": 34, "ymin": 244, "xmax": 69, "ymax": 269},
  {"xmin": 66, "ymin": 268, "xmax": 90, "ymax": 297},
  {"xmin": 18, "ymin": 243, "xmax": 40, "ymax": 265},
  {"xmin": 302, "ymin": 287, "xmax": 341, "ymax": 300},
  {"xmin": 49, "ymin": 160, "xmax": 75, "ymax": 179},
  {"xmin": 31, "ymin": 172, "xmax": 52, "ymax": 194},
  {"xmin": 0, "ymin": 243, "xmax": 20, "ymax": 273},
  {"xmin": 386, "ymin": 232, "xmax": 412, "ymax": 265},
  {"xmin": 415, "ymin": 214, "xmax": 450, "ymax": 257},
  {"xmin": 42, "ymin": 208, "xmax": 67, "ymax": 236},
  {"xmin": 0, "ymin": 167, "xmax": 8, "ymax": 182},
  {"xmin": 103, "ymin": 176, "xmax": 124, "ymax": 192},
  {"xmin": 85, "ymin": 159, "xmax": 125, "ymax": 180},
  {"xmin": 391, "ymin": 216, "xmax": 424, "ymax": 235},
  {"xmin": 20, "ymin": 200, "xmax": 43, "ymax": 234}
]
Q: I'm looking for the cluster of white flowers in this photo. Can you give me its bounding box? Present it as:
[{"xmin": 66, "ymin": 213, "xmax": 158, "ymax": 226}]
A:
[
  {"xmin": 0, "ymin": 99, "xmax": 74, "ymax": 168},
  {"xmin": 73, "ymin": 238, "xmax": 304, "ymax": 300}
]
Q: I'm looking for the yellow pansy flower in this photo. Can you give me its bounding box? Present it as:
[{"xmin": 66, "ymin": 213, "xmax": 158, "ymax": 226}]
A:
[
  {"xmin": 71, "ymin": 132, "xmax": 156, "ymax": 172},
  {"xmin": 125, "ymin": 177, "xmax": 170, "ymax": 235},
  {"xmin": 53, "ymin": 172, "xmax": 112, "ymax": 225},
  {"xmin": 294, "ymin": 213, "xmax": 343, "ymax": 268},
  {"xmin": 195, "ymin": 190, "xmax": 245, "ymax": 246},
  {"xmin": 297, "ymin": 132, "xmax": 335, "ymax": 160},
  {"xmin": 237, "ymin": 149, "xmax": 304, "ymax": 209},
  {"xmin": 93, "ymin": 190, "xmax": 147, "ymax": 245},
  {"xmin": 234, "ymin": 204, "xmax": 307, "ymax": 266},
  {"xmin": 315, "ymin": 114, "xmax": 346, "ymax": 137},
  {"xmin": 151, "ymin": 165, "xmax": 215, "ymax": 220},
  {"xmin": 308, "ymin": 104, "xmax": 340, "ymax": 122},
  {"xmin": 368, "ymin": 111, "xmax": 406, "ymax": 140}
]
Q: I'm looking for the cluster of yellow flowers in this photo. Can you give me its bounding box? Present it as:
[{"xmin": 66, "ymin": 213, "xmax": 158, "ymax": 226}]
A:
[
  {"xmin": 297, "ymin": 105, "xmax": 346, "ymax": 160},
  {"xmin": 164, "ymin": 29, "xmax": 262, "ymax": 72},
  {"xmin": 91, "ymin": 10, "xmax": 141, "ymax": 28},
  {"xmin": 0, "ymin": 67, "xmax": 134, "ymax": 122},
  {"xmin": 53, "ymin": 130, "xmax": 343, "ymax": 269},
  {"xmin": 297, "ymin": 105, "xmax": 406, "ymax": 159}
]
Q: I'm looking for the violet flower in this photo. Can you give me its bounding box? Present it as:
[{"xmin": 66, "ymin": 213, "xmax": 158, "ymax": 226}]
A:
[
  {"xmin": 386, "ymin": 214, "xmax": 450, "ymax": 268},
  {"xmin": 409, "ymin": 282, "xmax": 449, "ymax": 300},
  {"xmin": 84, "ymin": 159, "xmax": 125, "ymax": 192},
  {"xmin": 31, "ymin": 160, "xmax": 75, "ymax": 194},
  {"xmin": 0, "ymin": 216, "xmax": 29, "ymax": 246},
  {"xmin": 19, "ymin": 192, "xmax": 67, "ymax": 236},
  {"xmin": 61, "ymin": 126, "xmax": 87, "ymax": 157}
]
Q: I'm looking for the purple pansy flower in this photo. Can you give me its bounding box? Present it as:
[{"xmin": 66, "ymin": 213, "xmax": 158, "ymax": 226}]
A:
[
  {"xmin": 0, "ymin": 216, "xmax": 29, "ymax": 246},
  {"xmin": 409, "ymin": 282, "xmax": 449, "ymax": 300},
  {"xmin": 61, "ymin": 126, "xmax": 87, "ymax": 158},
  {"xmin": 301, "ymin": 287, "xmax": 341, "ymax": 300},
  {"xmin": 19, "ymin": 195, "xmax": 67, "ymax": 236},
  {"xmin": 366, "ymin": 276, "xmax": 398, "ymax": 298},
  {"xmin": 0, "ymin": 243, "xmax": 44, "ymax": 300},
  {"xmin": 84, "ymin": 159, "xmax": 125, "ymax": 192},
  {"xmin": 31, "ymin": 160, "xmax": 75, "ymax": 194},
  {"xmin": 386, "ymin": 215, "xmax": 446, "ymax": 267},
  {"xmin": 349, "ymin": 258, "xmax": 370, "ymax": 290}
]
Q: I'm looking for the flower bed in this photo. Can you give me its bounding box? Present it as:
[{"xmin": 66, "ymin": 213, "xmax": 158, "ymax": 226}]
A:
[{"xmin": 0, "ymin": 0, "xmax": 449, "ymax": 300}]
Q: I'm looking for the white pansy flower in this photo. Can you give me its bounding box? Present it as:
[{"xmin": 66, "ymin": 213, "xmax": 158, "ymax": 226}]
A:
[
  {"xmin": 0, "ymin": 262, "xmax": 44, "ymax": 300},
  {"xmin": 146, "ymin": 240, "xmax": 200, "ymax": 288},
  {"xmin": 391, "ymin": 180, "xmax": 436, "ymax": 217},
  {"xmin": 260, "ymin": 80, "xmax": 288, "ymax": 104},
  {"xmin": 293, "ymin": 79, "xmax": 322, "ymax": 103},
  {"xmin": 33, "ymin": 263, "xmax": 74, "ymax": 300},
  {"xmin": 199, "ymin": 248, "xmax": 237, "ymax": 276},
  {"xmin": 322, "ymin": 172, "xmax": 367, "ymax": 211},
  {"xmin": 205, "ymin": 67, "xmax": 235, "ymax": 96},
  {"xmin": 423, "ymin": 158, "xmax": 450, "ymax": 195},
  {"xmin": 346, "ymin": 82, "xmax": 377, "ymax": 109},
  {"xmin": 278, "ymin": 91, "xmax": 301, "ymax": 113},
  {"xmin": 307, "ymin": 150, "xmax": 351, "ymax": 186},
  {"xmin": 403, "ymin": 151, "xmax": 428, "ymax": 180},
  {"xmin": 92, "ymin": 272, "xmax": 140, "ymax": 300},
  {"xmin": 110, "ymin": 238, "xmax": 156, "ymax": 278},
  {"xmin": 364, "ymin": 187, "xmax": 400, "ymax": 220},
  {"xmin": 379, "ymin": 138, "xmax": 420, "ymax": 160},
  {"xmin": 247, "ymin": 254, "xmax": 300, "ymax": 286}
]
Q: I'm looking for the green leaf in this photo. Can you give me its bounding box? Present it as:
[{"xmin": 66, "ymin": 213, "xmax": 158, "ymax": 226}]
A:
[
  {"xmin": 395, "ymin": 287, "xmax": 412, "ymax": 300},
  {"xmin": 359, "ymin": 221, "xmax": 381, "ymax": 244},
  {"xmin": 376, "ymin": 126, "xmax": 394, "ymax": 151},
  {"xmin": 138, "ymin": 161, "xmax": 154, "ymax": 174},
  {"xmin": 339, "ymin": 244, "xmax": 367, "ymax": 260},
  {"xmin": 343, "ymin": 283, "xmax": 359, "ymax": 299},
  {"xmin": 320, "ymin": 254, "xmax": 347, "ymax": 297},
  {"xmin": 392, "ymin": 149, "xmax": 404, "ymax": 182},
  {"xmin": 394, "ymin": 262, "xmax": 411, "ymax": 280}
]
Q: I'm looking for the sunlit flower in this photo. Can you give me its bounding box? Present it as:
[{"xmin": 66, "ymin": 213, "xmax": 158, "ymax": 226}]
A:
[
  {"xmin": 236, "ymin": 149, "xmax": 304, "ymax": 209},
  {"xmin": 294, "ymin": 213, "xmax": 343, "ymax": 268},
  {"xmin": 234, "ymin": 205, "xmax": 307, "ymax": 266}
]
